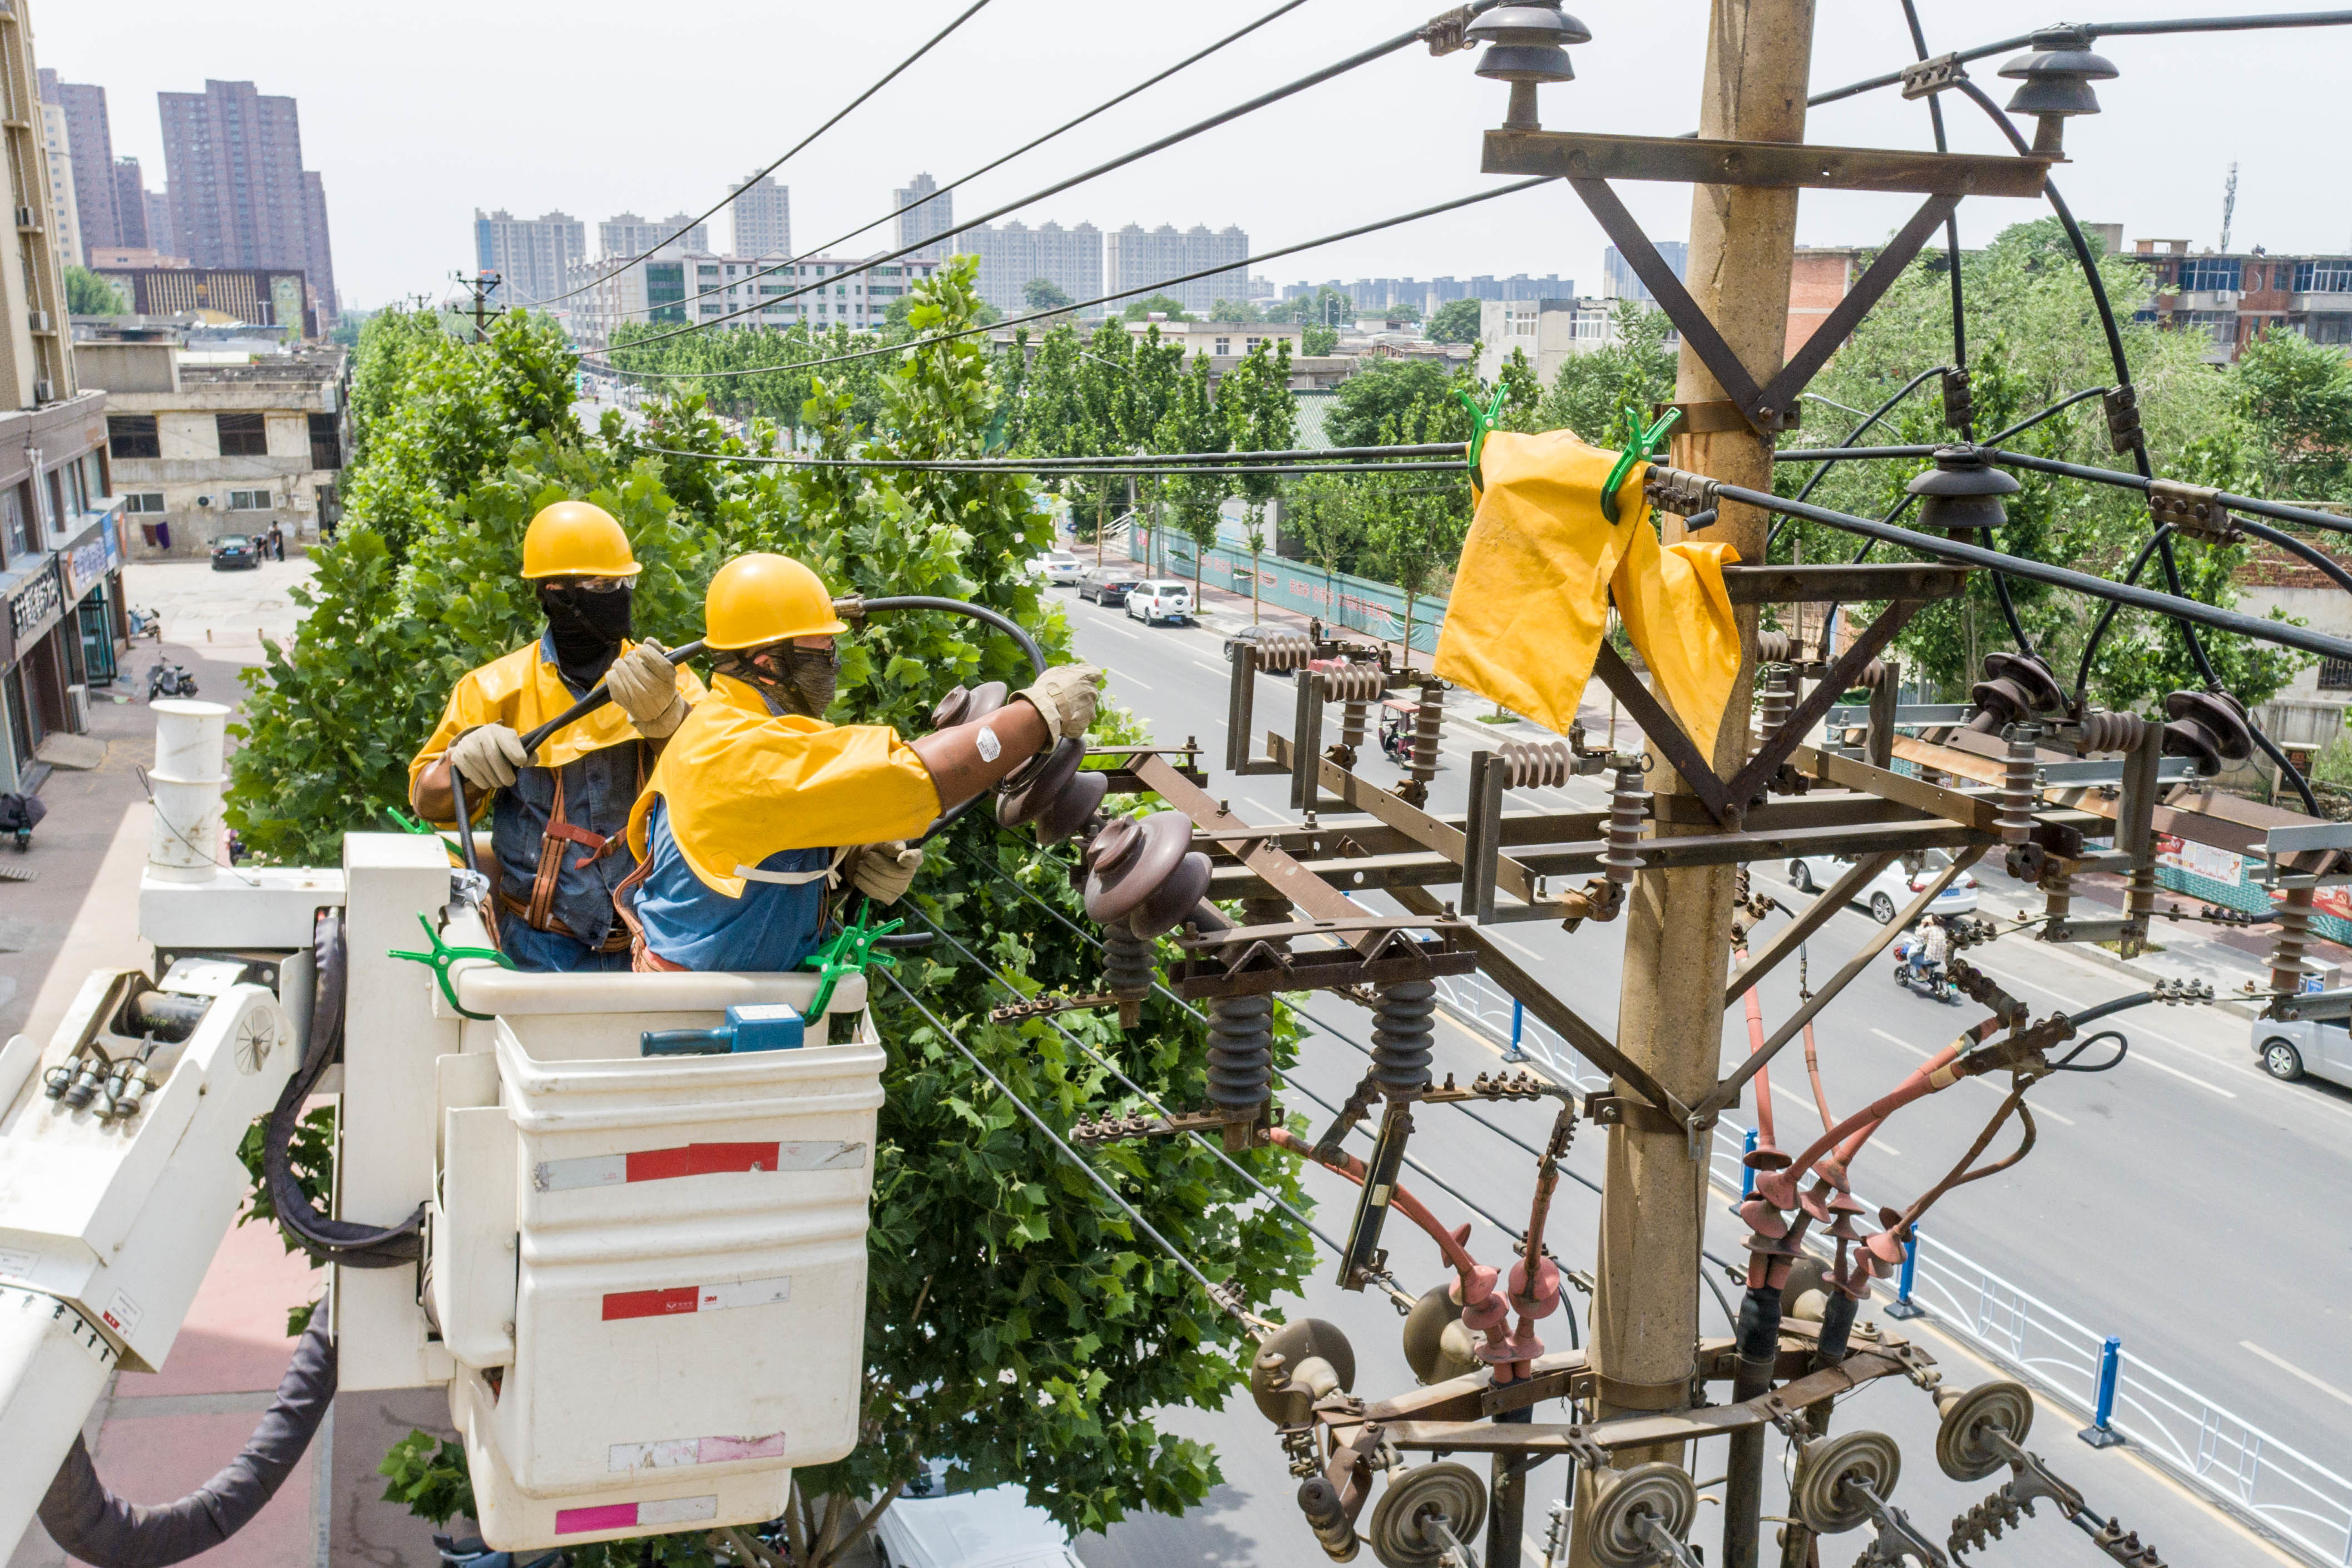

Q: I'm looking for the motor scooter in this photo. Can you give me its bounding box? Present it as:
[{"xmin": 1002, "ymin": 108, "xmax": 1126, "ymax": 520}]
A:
[
  {"xmin": 146, "ymin": 659, "xmax": 198, "ymax": 700},
  {"xmin": 1890, "ymin": 936, "xmax": 1955, "ymax": 1002}
]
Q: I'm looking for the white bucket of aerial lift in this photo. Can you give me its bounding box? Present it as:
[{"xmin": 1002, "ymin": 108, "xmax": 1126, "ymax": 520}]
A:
[
  {"xmin": 145, "ymin": 699, "xmax": 231, "ymax": 882},
  {"xmin": 404, "ymin": 905, "xmax": 886, "ymax": 1551},
  {"xmin": 0, "ymin": 964, "xmax": 300, "ymax": 1541}
]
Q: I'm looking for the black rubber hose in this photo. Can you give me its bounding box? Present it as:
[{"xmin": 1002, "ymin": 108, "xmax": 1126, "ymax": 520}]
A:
[
  {"xmin": 856, "ymin": 595, "xmax": 1048, "ymax": 677},
  {"xmin": 38, "ymin": 1318, "xmax": 335, "ymax": 1567},
  {"xmin": 264, "ymin": 912, "xmax": 423, "ymax": 1267}
]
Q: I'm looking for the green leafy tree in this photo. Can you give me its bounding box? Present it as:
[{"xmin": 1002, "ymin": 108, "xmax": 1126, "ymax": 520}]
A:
[
  {"xmin": 1539, "ymin": 300, "xmax": 1677, "ymax": 441},
  {"xmin": 1219, "ymin": 342, "xmax": 1296, "ymax": 620},
  {"xmin": 1207, "ymin": 298, "xmax": 1264, "ymax": 323},
  {"xmin": 1157, "ymin": 352, "xmax": 1228, "ymax": 596},
  {"xmin": 1426, "ymin": 299, "xmax": 1483, "ymax": 344},
  {"xmin": 2235, "ymin": 325, "xmax": 2352, "ymax": 503},
  {"xmin": 236, "ymin": 258, "xmax": 1316, "ymax": 1566},
  {"xmin": 1266, "ymin": 286, "xmax": 1353, "ymax": 328},
  {"xmin": 1023, "ymin": 277, "xmax": 1075, "ymax": 311},
  {"xmin": 1121, "ymin": 293, "xmax": 1192, "ymax": 322},
  {"xmin": 65, "ymin": 265, "xmax": 129, "ymax": 315},
  {"xmin": 1301, "ymin": 323, "xmax": 1338, "ymax": 357}
]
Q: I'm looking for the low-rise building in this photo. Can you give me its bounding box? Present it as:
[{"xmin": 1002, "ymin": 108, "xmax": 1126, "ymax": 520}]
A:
[
  {"xmin": 2123, "ymin": 241, "xmax": 2352, "ymax": 364},
  {"xmin": 75, "ymin": 338, "xmax": 348, "ymax": 561},
  {"xmin": 565, "ymin": 252, "xmax": 941, "ymax": 352},
  {"xmin": 88, "ymin": 265, "xmax": 317, "ymax": 338},
  {"xmin": 1120, "ymin": 318, "xmax": 1301, "ymax": 362}
]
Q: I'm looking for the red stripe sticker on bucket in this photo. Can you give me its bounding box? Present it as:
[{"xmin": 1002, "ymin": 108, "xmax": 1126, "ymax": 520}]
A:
[
  {"xmin": 554, "ymin": 1496, "xmax": 719, "ymax": 1534},
  {"xmin": 534, "ymin": 1141, "xmax": 864, "ymax": 1192},
  {"xmin": 602, "ymin": 1275, "xmax": 791, "ymax": 1322}
]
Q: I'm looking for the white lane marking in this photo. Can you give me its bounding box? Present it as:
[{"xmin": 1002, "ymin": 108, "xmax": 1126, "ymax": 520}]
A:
[
  {"xmin": 2241, "ymin": 1341, "xmax": 2352, "ymax": 1408},
  {"xmin": 1091, "ymin": 621, "xmax": 1143, "ymax": 640},
  {"xmin": 1867, "ymin": 1027, "xmax": 2074, "ymax": 1123},
  {"xmin": 1496, "ymin": 930, "xmax": 1549, "ymax": 966},
  {"xmin": 1116, "ymin": 673, "xmax": 1154, "ymax": 691},
  {"xmin": 2127, "ymin": 1050, "xmax": 2236, "ymax": 1097}
]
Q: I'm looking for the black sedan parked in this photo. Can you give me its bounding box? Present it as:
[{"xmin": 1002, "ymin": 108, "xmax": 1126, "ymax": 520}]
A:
[
  {"xmin": 210, "ymin": 533, "xmax": 260, "ymax": 571},
  {"xmin": 1079, "ymin": 568, "xmax": 1143, "ymax": 606}
]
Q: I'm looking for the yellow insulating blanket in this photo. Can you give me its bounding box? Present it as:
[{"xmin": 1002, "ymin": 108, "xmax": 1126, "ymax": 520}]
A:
[{"xmin": 1434, "ymin": 428, "xmax": 1743, "ymax": 763}]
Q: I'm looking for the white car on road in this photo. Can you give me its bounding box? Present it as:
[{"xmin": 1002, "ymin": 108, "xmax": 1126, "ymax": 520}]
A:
[
  {"xmin": 2251, "ymin": 1012, "xmax": 2352, "ymax": 1086},
  {"xmin": 873, "ymin": 1461, "xmax": 1083, "ymax": 1568},
  {"xmin": 1125, "ymin": 580, "xmax": 1194, "ymax": 626},
  {"xmin": 1784, "ymin": 849, "xmax": 1979, "ymax": 924},
  {"xmin": 1028, "ymin": 551, "xmax": 1084, "ymax": 586}
]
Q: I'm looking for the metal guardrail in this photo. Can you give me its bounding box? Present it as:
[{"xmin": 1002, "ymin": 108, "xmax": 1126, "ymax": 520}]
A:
[{"xmin": 1426, "ymin": 968, "xmax": 2352, "ymax": 1568}]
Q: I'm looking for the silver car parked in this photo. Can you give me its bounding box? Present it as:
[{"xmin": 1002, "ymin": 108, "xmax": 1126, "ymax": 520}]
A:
[{"xmin": 2251, "ymin": 1011, "xmax": 2352, "ymax": 1086}]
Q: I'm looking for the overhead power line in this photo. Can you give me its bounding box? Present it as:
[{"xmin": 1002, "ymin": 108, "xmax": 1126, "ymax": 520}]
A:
[
  {"xmin": 580, "ymin": 0, "xmax": 1509, "ymax": 352},
  {"xmin": 536, "ymin": 0, "xmax": 996, "ymax": 310},
  {"xmin": 635, "ymin": 447, "xmax": 1467, "ymax": 478},
  {"xmin": 588, "ymin": 175, "xmax": 1551, "ymax": 380},
  {"xmin": 577, "ymin": 0, "xmax": 1323, "ymax": 326}
]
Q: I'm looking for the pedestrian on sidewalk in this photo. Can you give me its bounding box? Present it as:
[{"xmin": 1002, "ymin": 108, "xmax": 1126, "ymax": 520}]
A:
[{"xmin": 268, "ymin": 522, "xmax": 285, "ymax": 561}]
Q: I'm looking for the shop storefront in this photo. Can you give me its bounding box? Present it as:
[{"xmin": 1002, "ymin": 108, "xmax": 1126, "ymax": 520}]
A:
[{"xmin": 0, "ymin": 505, "xmax": 129, "ymax": 795}]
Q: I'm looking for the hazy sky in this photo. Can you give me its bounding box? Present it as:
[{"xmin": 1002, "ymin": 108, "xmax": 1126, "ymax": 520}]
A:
[{"xmin": 40, "ymin": 0, "xmax": 2352, "ymax": 311}]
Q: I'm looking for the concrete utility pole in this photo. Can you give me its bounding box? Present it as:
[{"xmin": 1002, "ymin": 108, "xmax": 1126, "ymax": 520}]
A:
[{"xmin": 1571, "ymin": 4, "xmax": 1815, "ymax": 1566}]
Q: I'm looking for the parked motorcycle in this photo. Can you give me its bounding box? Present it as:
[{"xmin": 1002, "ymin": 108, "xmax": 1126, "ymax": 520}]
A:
[
  {"xmin": 146, "ymin": 660, "xmax": 198, "ymax": 701},
  {"xmin": 0, "ymin": 792, "xmax": 43, "ymax": 851},
  {"xmin": 127, "ymin": 606, "xmax": 164, "ymax": 641}
]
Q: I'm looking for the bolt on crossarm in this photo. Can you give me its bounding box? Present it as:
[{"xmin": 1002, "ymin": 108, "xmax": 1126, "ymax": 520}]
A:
[{"xmin": 1572, "ymin": 4, "xmax": 1818, "ymax": 1568}]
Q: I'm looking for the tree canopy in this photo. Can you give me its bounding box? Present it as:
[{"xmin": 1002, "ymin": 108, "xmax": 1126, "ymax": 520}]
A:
[{"xmin": 1427, "ymin": 298, "xmax": 1483, "ymax": 344}]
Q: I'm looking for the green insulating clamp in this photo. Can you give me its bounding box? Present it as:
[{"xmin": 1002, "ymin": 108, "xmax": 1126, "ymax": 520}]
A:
[
  {"xmin": 1452, "ymin": 384, "xmax": 1512, "ymax": 493},
  {"xmin": 802, "ymin": 907, "xmax": 905, "ymax": 1020},
  {"xmin": 384, "ymin": 806, "xmax": 432, "ymax": 834},
  {"xmin": 1599, "ymin": 404, "xmax": 1683, "ymax": 525},
  {"xmin": 388, "ymin": 912, "xmax": 516, "ymax": 1021},
  {"xmin": 641, "ymin": 1003, "xmax": 806, "ymax": 1057}
]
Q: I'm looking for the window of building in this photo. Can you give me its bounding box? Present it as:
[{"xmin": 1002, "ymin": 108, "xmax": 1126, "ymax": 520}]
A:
[
  {"xmin": 228, "ymin": 489, "xmax": 271, "ymax": 511},
  {"xmin": 2297, "ymin": 261, "xmax": 2352, "ymax": 294},
  {"xmin": 216, "ymin": 413, "xmax": 268, "ymax": 456},
  {"xmin": 46, "ymin": 471, "xmax": 65, "ymax": 535},
  {"xmin": 126, "ymin": 492, "xmax": 166, "ymax": 514},
  {"xmin": 0, "ymin": 486, "xmax": 23, "ymax": 561},
  {"xmin": 2179, "ymin": 258, "xmax": 2242, "ymax": 292},
  {"xmin": 308, "ymin": 413, "xmax": 342, "ymax": 471},
  {"xmin": 108, "ymin": 415, "xmax": 161, "ymax": 459},
  {"xmin": 2321, "ymin": 658, "xmax": 2352, "ymax": 691},
  {"xmin": 2183, "ymin": 309, "xmax": 2236, "ymax": 349},
  {"xmin": 700, "ymin": 303, "xmax": 722, "ymax": 315}
]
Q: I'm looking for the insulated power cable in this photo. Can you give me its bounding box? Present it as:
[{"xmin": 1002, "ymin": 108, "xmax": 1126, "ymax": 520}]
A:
[
  {"xmin": 634, "ymin": 448, "xmax": 1467, "ymax": 478},
  {"xmin": 579, "ymin": 0, "xmax": 1323, "ymax": 326},
  {"xmin": 881, "ymin": 967, "xmax": 1267, "ymax": 1332},
  {"xmin": 1765, "ymin": 364, "xmax": 1948, "ymax": 551},
  {"xmin": 584, "ymin": 2, "xmax": 1514, "ymax": 352},
  {"xmin": 591, "ymin": 176, "xmax": 1553, "ymax": 379},
  {"xmin": 915, "ymin": 917, "xmax": 1351, "ymax": 1259},
  {"xmin": 1805, "ymin": 9, "xmax": 2352, "ymax": 110},
  {"xmin": 536, "ymin": 0, "xmax": 997, "ymax": 310}
]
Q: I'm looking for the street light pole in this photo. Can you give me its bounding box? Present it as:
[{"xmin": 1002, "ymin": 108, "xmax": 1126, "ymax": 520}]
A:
[{"xmin": 1570, "ymin": 5, "xmax": 1815, "ymax": 1568}]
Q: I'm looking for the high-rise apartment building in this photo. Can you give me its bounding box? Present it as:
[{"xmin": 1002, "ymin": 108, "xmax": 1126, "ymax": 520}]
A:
[
  {"xmin": 37, "ymin": 71, "xmax": 116, "ymax": 257},
  {"xmin": 598, "ymin": 212, "xmax": 706, "ymax": 260},
  {"xmin": 1105, "ymin": 223, "xmax": 1249, "ymax": 315},
  {"xmin": 35, "ymin": 98, "xmax": 78, "ymax": 274},
  {"xmin": 474, "ymin": 210, "xmax": 585, "ymax": 306},
  {"xmin": 566, "ymin": 252, "xmax": 941, "ymax": 352},
  {"xmin": 1601, "ymin": 241, "xmax": 1687, "ymax": 303},
  {"xmin": 145, "ymin": 191, "xmax": 176, "ymax": 260},
  {"xmin": 112, "ymin": 157, "xmax": 149, "ymax": 249},
  {"xmin": 956, "ymin": 221, "xmax": 1101, "ymax": 314},
  {"xmin": 302, "ymin": 172, "xmax": 337, "ymax": 317},
  {"xmin": 729, "ymin": 175, "xmax": 790, "ymax": 258},
  {"xmin": 893, "ymin": 173, "xmax": 952, "ymax": 260},
  {"xmin": 158, "ymin": 79, "xmax": 338, "ymax": 318}
]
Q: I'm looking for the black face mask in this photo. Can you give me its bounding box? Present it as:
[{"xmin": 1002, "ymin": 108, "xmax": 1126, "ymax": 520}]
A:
[
  {"xmin": 720, "ymin": 645, "xmax": 837, "ymax": 719},
  {"xmin": 538, "ymin": 582, "xmax": 633, "ymax": 690}
]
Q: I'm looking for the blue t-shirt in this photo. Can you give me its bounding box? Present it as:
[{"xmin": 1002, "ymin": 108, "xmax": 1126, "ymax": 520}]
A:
[{"xmin": 633, "ymin": 797, "xmax": 833, "ymax": 972}]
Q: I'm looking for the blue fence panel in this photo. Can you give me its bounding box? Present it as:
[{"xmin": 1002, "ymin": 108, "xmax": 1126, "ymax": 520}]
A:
[{"xmin": 1132, "ymin": 527, "xmax": 1451, "ymax": 653}]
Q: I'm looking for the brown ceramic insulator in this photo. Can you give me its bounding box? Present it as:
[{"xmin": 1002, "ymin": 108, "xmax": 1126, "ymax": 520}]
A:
[
  {"xmin": 1129, "ymin": 850, "xmax": 1214, "ymax": 938},
  {"xmin": 2161, "ymin": 688, "xmax": 2252, "ymax": 775},
  {"xmin": 1742, "ymin": 1141, "xmax": 1792, "ymax": 1172},
  {"xmin": 1996, "ymin": 723, "xmax": 2040, "ymax": 846},
  {"xmin": 1755, "ymin": 629, "xmax": 1795, "ymax": 664},
  {"xmin": 1409, "ymin": 684, "xmax": 1444, "ymax": 784},
  {"xmin": 1966, "ymin": 651, "xmax": 2064, "ymax": 734},
  {"xmin": 2076, "ymin": 708, "xmax": 2148, "ymax": 754},
  {"xmin": 1081, "ymin": 812, "xmax": 1193, "ymax": 925},
  {"xmin": 1756, "ymin": 665, "xmax": 1795, "ymax": 744},
  {"xmin": 997, "ymin": 738, "xmax": 1083, "ymax": 828},
  {"xmin": 1498, "ymin": 740, "xmax": 1572, "ymax": 789},
  {"xmin": 1317, "ymin": 664, "xmax": 1384, "ymax": 703},
  {"xmin": 1336, "ymin": 699, "xmax": 1368, "ymax": 763},
  {"xmin": 1033, "ymin": 772, "xmax": 1106, "ymax": 846},
  {"xmin": 931, "ymin": 680, "xmax": 1009, "ymax": 729}
]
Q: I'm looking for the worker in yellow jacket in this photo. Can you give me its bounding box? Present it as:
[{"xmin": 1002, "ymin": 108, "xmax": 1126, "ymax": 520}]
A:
[
  {"xmin": 617, "ymin": 552, "xmax": 1100, "ymax": 972},
  {"xmin": 410, "ymin": 502, "xmax": 705, "ymax": 971}
]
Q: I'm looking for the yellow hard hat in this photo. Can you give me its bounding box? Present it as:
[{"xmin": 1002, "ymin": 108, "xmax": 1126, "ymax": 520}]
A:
[
  {"xmin": 703, "ymin": 552, "xmax": 849, "ymax": 650},
  {"xmin": 521, "ymin": 501, "xmax": 641, "ymax": 580}
]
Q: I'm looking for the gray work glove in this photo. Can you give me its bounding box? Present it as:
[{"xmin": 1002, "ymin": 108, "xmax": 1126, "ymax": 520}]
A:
[
  {"xmin": 447, "ymin": 724, "xmax": 528, "ymax": 790},
  {"xmin": 848, "ymin": 840, "xmax": 923, "ymax": 906},
  {"xmin": 607, "ymin": 640, "xmax": 689, "ymax": 739},
  {"xmin": 1014, "ymin": 664, "xmax": 1104, "ymax": 744}
]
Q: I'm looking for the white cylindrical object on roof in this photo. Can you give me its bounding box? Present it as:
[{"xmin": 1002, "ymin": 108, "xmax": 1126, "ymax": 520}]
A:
[{"xmin": 147, "ymin": 700, "xmax": 230, "ymax": 882}]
